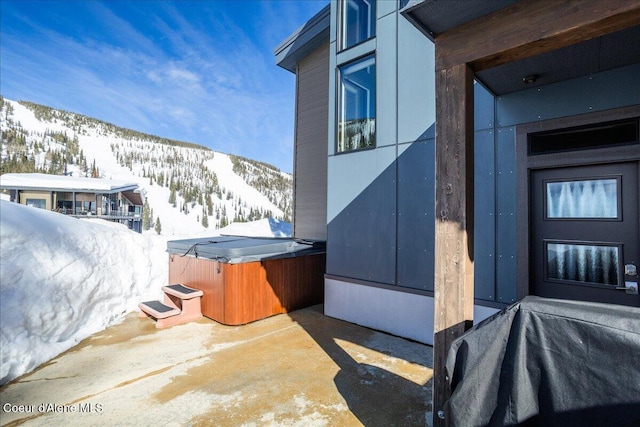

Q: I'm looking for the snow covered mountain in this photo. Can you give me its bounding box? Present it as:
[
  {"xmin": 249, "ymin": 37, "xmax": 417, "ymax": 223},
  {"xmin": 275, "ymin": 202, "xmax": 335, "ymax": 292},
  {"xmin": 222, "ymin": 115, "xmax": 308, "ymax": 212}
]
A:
[{"xmin": 0, "ymin": 97, "xmax": 292, "ymax": 237}]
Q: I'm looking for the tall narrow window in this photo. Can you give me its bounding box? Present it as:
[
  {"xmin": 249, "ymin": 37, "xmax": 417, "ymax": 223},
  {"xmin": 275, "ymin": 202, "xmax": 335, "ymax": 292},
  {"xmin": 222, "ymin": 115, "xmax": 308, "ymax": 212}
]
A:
[
  {"xmin": 339, "ymin": 0, "xmax": 375, "ymax": 51},
  {"xmin": 337, "ymin": 55, "xmax": 376, "ymax": 153}
]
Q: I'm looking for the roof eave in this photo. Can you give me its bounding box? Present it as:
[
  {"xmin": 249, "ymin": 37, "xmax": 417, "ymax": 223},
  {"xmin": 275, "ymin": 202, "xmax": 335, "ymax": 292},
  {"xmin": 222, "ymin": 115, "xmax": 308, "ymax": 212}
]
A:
[
  {"xmin": 0, "ymin": 185, "xmax": 138, "ymax": 193},
  {"xmin": 274, "ymin": 4, "xmax": 330, "ymax": 73}
]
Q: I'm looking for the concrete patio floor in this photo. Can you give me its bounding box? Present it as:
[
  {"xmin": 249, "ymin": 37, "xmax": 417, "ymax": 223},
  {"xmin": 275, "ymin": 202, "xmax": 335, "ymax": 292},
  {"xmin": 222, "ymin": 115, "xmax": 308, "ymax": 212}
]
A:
[{"xmin": 0, "ymin": 305, "xmax": 434, "ymax": 426}]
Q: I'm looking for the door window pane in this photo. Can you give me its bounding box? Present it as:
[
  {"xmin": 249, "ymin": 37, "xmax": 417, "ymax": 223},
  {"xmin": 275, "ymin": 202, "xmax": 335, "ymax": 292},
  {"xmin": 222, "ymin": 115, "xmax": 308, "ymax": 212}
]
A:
[
  {"xmin": 546, "ymin": 178, "xmax": 618, "ymax": 219},
  {"xmin": 546, "ymin": 242, "xmax": 620, "ymax": 286},
  {"xmin": 339, "ymin": 0, "xmax": 375, "ymax": 51},
  {"xmin": 337, "ymin": 55, "xmax": 376, "ymax": 153}
]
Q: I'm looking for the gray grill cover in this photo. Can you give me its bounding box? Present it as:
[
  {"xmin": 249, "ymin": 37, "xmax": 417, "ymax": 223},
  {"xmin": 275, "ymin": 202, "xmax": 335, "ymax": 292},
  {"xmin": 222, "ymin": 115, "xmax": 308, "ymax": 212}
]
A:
[{"xmin": 445, "ymin": 296, "xmax": 640, "ymax": 427}]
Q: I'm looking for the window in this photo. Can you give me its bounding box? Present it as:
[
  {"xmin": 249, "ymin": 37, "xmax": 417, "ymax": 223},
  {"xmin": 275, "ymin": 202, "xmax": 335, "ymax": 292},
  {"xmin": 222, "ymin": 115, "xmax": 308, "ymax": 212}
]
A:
[
  {"xmin": 337, "ymin": 55, "xmax": 376, "ymax": 153},
  {"xmin": 545, "ymin": 241, "xmax": 621, "ymax": 286},
  {"xmin": 339, "ymin": 0, "xmax": 375, "ymax": 51},
  {"xmin": 26, "ymin": 198, "xmax": 46, "ymax": 209},
  {"xmin": 545, "ymin": 177, "xmax": 620, "ymax": 220},
  {"xmin": 57, "ymin": 200, "xmax": 73, "ymax": 212},
  {"xmin": 528, "ymin": 118, "xmax": 639, "ymax": 155}
]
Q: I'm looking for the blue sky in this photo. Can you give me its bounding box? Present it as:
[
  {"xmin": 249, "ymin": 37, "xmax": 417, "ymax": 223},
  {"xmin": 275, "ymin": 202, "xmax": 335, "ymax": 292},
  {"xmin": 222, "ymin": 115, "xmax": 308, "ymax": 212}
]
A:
[{"xmin": 0, "ymin": 0, "xmax": 328, "ymax": 173}]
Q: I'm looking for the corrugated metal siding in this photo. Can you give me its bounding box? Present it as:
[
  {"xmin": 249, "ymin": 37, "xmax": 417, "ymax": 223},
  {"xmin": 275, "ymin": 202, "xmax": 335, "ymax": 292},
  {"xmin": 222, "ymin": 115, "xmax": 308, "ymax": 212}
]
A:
[{"xmin": 294, "ymin": 43, "xmax": 329, "ymax": 241}]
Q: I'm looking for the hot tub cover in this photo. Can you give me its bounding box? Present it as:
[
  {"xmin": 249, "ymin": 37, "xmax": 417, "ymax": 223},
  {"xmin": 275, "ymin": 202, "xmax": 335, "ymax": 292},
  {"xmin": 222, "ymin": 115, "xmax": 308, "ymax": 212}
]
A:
[
  {"xmin": 167, "ymin": 236, "xmax": 325, "ymax": 264},
  {"xmin": 444, "ymin": 296, "xmax": 640, "ymax": 427}
]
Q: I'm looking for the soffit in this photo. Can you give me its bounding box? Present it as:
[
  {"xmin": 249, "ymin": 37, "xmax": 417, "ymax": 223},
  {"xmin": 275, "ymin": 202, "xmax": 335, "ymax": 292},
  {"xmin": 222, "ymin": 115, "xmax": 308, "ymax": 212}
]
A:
[
  {"xmin": 401, "ymin": 0, "xmax": 518, "ymax": 40},
  {"xmin": 401, "ymin": 0, "xmax": 640, "ymax": 95},
  {"xmin": 476, "ymin": 25, "xmax": 640, "ymax": 95}
]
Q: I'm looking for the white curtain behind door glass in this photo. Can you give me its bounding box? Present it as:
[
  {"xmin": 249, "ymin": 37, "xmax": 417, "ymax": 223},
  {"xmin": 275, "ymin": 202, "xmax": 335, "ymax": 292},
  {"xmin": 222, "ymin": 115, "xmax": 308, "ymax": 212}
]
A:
[{"xmin": 546, "ymin": 178, "xmax": 618, "ymax": 218}]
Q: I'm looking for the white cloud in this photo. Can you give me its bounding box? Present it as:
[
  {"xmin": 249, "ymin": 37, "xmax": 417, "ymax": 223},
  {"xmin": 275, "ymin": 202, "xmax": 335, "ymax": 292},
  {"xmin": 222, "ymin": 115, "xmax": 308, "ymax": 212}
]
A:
[{"xmin": 167, "ymin": 66, "xmax": 200, "ymax": 85}]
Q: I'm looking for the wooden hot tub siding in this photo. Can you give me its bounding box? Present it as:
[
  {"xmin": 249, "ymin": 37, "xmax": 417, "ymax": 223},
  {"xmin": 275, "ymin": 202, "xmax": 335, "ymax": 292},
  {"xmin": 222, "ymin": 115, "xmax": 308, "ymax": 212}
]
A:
[{"xmin": 168, "ymin": 253, "xmax": 326, "ymax": 325}]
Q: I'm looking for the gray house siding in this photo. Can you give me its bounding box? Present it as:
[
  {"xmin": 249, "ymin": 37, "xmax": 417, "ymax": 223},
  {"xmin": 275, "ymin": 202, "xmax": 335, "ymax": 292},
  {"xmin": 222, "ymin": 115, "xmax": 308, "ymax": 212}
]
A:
[
  {"xmin": 328, "ymin": 9, "xmax": 640, "ymax": 300},
  {"xmin": 280, "ymin": 1, "xmax": 639, "ymax": 344},
  {"xmin": 325, "ymin": 6, "xmax": 502, "ymax": 297},
  {"xmin": 324, "ymin": 1, "xmax": 639, "ymax": 344},
  {"xmin": 326, "ymin": 2, "xmax": 436, "ymax": 291},
  {"xmin": 293, "ymin": 43, "xmax": 329, "ymax": 241},
  {"xmin": 324, "ymin": 2, "xmax": 445, "ymax": 343}
]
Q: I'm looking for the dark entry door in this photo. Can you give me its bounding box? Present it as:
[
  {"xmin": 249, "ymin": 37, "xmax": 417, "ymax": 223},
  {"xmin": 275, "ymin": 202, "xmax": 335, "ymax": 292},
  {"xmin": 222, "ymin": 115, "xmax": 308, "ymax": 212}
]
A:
[{"xmin": 530, "ymin": 161, "xmax": 639, "ymax": 306}]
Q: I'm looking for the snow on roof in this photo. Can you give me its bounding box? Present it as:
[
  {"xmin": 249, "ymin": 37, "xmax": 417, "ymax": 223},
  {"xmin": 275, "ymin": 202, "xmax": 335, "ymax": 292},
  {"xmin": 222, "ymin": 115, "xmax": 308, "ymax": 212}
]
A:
[{"xmin": 0, "ymin": 173, "xmax": 138, "ymax": 193}]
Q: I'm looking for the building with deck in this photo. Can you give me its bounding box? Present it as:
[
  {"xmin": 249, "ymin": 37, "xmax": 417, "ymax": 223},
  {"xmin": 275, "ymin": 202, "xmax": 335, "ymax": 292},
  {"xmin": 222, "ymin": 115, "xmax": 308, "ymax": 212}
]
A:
[{"xmin": 0, "ymin": 173, "xmax": 144, "ymax": 232}]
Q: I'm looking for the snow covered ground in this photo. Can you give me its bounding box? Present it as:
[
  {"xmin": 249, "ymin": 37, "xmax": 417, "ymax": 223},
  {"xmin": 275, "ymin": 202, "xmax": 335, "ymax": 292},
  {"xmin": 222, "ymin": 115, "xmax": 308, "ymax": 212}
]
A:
[{"xmin": 0, "ymin": 199, "xmax": 290, "ymax": 385}]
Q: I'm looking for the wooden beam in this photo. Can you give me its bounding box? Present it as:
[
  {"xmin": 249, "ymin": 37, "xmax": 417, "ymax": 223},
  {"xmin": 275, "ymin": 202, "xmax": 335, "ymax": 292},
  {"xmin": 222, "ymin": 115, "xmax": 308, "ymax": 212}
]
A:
[
  {"xmin": 432, "ymin": 62, "xmax": 475, "ymax": 426},
  {"xmin": 436, "ymin": 0, "xmax": 640, "ymax": 71}
]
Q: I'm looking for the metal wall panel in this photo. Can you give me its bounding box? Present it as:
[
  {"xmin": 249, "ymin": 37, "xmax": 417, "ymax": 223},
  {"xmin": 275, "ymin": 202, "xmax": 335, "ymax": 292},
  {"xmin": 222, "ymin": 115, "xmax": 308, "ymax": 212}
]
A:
[
  {"xmin": 497, "ymin": 64, "xmax": 640, "ymax": 128},
  {"xmin": 377, "ymin": 0, "xmax": 396, "ymax": 20},
  {"xmin": 327, "ymin": 145, "xmax": 397, "ymax": 222},
  {"xmin": 495, "ymin": 127, "xmax": 517, "ymax": 303},
  {"xmin": 376, "ymin": 11, "xmax": 398, "ymax": 148},
  {"xmin": 335, "ymin": 38, "xmax": 377, "ymax": 64},
  {"xmin": 474, "ymin": 82, "xmax": 495, "ymax": 131},
  {"xmin": 474, "ymin": 129, "xmax": 497, "ymax": 301},
  {"xmin": 326, "ymin": 146, "xmax": 397, "ymax": 284},
  {"xmin": 397, "ymin": 140, "xmax": 435, "ymax": 290},
  {"xmin": 398, "ymin": 13, "xmax": 436, "ymax": 144},
  {"xmin": 294, "ymin": 43, "xmax": 329, "ymax": 240}
]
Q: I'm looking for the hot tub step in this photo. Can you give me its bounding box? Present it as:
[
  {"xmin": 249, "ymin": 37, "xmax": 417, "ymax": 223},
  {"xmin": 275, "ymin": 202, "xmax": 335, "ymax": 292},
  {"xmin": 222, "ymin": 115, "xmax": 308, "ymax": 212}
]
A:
[
  {"xmin": 162, "ymin": 283, "xmax": 203, "ymax": 299},
  {"xmin": 138, "ymin": 300, "xmax": 181, "ymax": 319},
  {"xmin": 138, "ymin": 284, "xmax": 204, "ymax": 329}
]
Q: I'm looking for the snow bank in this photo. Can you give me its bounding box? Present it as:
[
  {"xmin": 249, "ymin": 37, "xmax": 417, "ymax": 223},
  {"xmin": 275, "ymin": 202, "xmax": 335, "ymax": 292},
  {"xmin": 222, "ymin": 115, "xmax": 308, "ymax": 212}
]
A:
[{"xmin": 0, "ymin": 201, "xmax": 167, "ymax": 385}]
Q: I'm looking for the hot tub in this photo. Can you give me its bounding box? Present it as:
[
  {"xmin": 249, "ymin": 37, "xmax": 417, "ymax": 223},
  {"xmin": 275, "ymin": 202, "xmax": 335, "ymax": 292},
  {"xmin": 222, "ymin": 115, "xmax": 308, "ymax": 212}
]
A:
[{"xmin": 167, "ymin": 236, "xmax": 326, "ymax": 325}]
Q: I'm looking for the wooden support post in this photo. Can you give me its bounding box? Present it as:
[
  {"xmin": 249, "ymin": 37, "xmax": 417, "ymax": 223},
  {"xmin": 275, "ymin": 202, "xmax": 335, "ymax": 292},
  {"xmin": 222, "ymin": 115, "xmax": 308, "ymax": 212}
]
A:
[{"xmin": 433, "ymin": 62, "xmax": 474, "ymax": 426}]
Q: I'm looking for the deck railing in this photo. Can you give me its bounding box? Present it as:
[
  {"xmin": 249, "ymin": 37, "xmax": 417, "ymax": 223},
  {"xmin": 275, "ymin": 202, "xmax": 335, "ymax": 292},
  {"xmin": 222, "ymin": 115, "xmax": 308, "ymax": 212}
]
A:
[{"xmin": 59, "ymin": 209, "xmax": 141, "ymax": 219}]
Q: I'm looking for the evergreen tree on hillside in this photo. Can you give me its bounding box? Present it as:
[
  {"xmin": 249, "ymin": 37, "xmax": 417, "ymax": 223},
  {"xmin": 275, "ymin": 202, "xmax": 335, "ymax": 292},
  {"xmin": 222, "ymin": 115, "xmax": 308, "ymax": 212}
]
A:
[
  {"xmin": 155, "ymin": 217, "xmax": 162, "ymax": 235},
  {"xmin": 218, "ymin": 206, "xmax": 227, "ymax": 228},
  {"xmin": 206, "ymin": 194, "xmax": 214, "ymax": 215},
  {"xmin": 142, "ymin": 199, "xmax": 151, "ymax": 231},
  {"xmin": 90, "ymin": 160, "xmax": 99, "ymax": 178},
  {"xmin": 202, "ymin": 207, "xmax": 209, "ymax": 228},
  {"xmin": 169, "ymin": 187, "xmax": 177, "ymax": 207}
]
